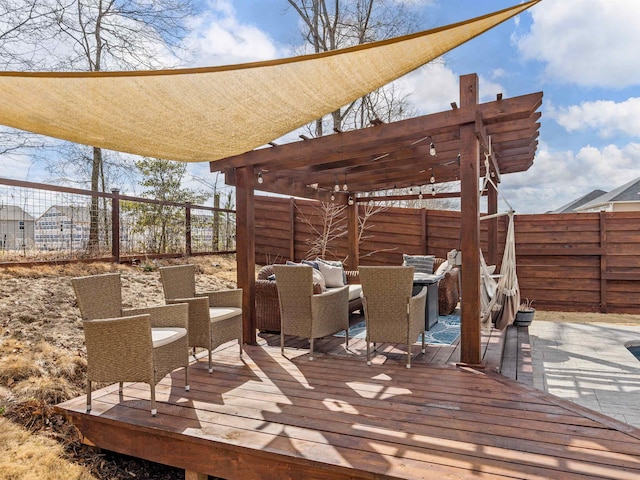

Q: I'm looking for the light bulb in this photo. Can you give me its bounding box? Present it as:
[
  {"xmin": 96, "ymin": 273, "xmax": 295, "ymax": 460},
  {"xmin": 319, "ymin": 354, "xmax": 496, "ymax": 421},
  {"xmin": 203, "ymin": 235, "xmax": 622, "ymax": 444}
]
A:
[
  {"xmin": 431, "ymin": 185, "xmax": 436, "ymax": 196},
  {"xmin": 343, "ymin": 183, "xmax": 348, "ymax": 191},
  {"xmin": 430, "ymin": 175, "xmax": 435, "ymax": 184},
  {"xmin": 409, "ymin": 186, "xmax": 413, "ymax": 194},
  {"xmin": 334, "ymin": 183, "xmax": 340, "ymax": 192},
  {"xmin": 418, "ymin": 193, "xmax": 423, "ymax": 200},
  {"xmin": 348, "ymin": 196, "xmax": 354, "ymax": 206},
  {"xmin": 257, "ymin": 172, "xmax": 264, "ymax": 184},
  {"xmin": 330, "ymin": 193, "xmax": 335, "ymax": 201},
  {"xmin": 429, "ymin": 142, "xmax": 436, "ymax": 156}
]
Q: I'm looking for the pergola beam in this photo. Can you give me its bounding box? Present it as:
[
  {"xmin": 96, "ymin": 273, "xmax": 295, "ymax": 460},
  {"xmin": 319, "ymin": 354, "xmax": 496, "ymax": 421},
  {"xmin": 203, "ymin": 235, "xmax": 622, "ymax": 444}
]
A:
[{"xmin": 210, "ymin": 92, "xmax": 542, "ymax": 172}]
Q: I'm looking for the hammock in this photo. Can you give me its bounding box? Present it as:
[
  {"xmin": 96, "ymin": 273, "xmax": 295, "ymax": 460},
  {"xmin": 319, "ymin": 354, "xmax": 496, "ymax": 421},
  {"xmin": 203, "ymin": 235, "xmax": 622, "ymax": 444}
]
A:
[{"xmin": 480, "ymin": 209, "xmax": 520, "ymax": 330}]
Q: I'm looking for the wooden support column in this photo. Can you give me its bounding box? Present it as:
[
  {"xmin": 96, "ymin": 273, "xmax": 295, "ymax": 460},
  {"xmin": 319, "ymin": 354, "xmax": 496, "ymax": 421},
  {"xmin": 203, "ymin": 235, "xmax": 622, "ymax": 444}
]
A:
[
  {"xmin": 459, "ymin": 74, "xmax": 482, "ymax": 367},
  {"xmin": 289, "ymin": 198, "xmax": 296, "ymax": 261},
  {"xmin": 487, "ymin": 182, "xmax": 499, "ymax": 267},
  {"xmin": 235, "ymin": 166, "xmax": 256, "ymax": 345},
  {"xmin": 346, "ymin": 200, "xmax": 359, "ymax": 270}
]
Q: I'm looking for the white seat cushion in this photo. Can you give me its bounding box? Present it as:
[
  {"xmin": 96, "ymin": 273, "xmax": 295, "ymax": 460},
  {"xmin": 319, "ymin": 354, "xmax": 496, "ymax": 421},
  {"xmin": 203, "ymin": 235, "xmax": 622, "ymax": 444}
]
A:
[
  {"xmin": 347, "ymin": 284, "xmax": 362, "ymax": 302},
  {"xmin": 152, "ymin": 327, "xmax": 187, "ymax": 348},
  {"xmin": 209, "ymin": 306, "xmax": 242, "ymax": 323}
]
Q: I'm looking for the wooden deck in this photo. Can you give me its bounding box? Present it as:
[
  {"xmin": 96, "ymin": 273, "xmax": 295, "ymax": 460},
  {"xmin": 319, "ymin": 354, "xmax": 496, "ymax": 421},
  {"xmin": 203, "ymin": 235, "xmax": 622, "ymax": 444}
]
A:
[{"xmin": 57, "ymin": 324, "xmax": 640, "ymax": 480}]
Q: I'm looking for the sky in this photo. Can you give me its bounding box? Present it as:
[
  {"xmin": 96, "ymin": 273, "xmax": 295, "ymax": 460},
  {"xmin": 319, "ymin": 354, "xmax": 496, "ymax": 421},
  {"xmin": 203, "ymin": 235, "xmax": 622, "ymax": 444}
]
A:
[
  {"xmin": 181, "ymin": 0, "xmax": 640, "ymax": 214},
  {"xmin": 6, "ymin": 0, "xmax": 640, "ymax": 214}
]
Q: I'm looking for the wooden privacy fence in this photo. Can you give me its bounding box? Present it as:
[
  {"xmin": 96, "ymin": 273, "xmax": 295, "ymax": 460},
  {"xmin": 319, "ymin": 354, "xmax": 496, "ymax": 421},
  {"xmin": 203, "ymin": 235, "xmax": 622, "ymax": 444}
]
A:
[
  {"xmin": 0, "ymin": 178, "xmax": 236, "ymax": 265},
  {"xmin": 255, "ymin": 195, "xmax": 640, "ymax": 314}
]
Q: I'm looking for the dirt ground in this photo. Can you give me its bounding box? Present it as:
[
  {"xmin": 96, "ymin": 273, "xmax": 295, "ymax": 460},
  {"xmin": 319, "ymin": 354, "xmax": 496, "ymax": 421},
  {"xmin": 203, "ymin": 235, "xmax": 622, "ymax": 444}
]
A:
[{"xmin": 1, "ymin": 256, "xmax": 640, "ymax": 479}]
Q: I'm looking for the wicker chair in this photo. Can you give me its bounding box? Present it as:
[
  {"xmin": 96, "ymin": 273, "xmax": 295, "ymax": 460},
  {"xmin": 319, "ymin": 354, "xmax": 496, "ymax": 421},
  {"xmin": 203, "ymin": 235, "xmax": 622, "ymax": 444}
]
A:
[
  {"xmin": 256, "ymin": 264, "xmax": 362, "ymax": 332},
  {"xmin": 359, "ymin": 266, "xmax": 427, "ymax": 368},
  {"xmin": 273, "ymin": 265, "xmax": 350, "ymax": 360},
  {"xmin": 159, "ymin": 264, "xmax": 243, "ymax": 373},
  {"xmin": 71, "ymin": 273, "xmax": 189, "ymax": 416}
]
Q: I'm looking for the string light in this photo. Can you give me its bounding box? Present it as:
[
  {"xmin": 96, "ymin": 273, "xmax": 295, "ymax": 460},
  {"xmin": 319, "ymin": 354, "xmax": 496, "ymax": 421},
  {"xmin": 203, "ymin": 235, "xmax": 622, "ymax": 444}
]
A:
[
  {"xmin": 429, "ymin": 141, "xmax": 437, "ymax": 156},
  {"xmin": 348, "ymin": 195, "xmax": 354, "ymax": 206},
  {"xmin": 343, "ymin": 174, "xmax": 348, "ymax": 191},
  {"xmin": 330, "ymin": 192, "xmax": 335, "ymax": 202}
]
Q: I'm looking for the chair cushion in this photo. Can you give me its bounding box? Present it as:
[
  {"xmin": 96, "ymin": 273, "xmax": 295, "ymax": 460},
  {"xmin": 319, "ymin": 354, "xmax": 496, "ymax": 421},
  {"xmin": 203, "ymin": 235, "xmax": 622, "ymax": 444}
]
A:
[
  {"xmin": 317, "ymin": 261, "xmax": 345, "ymax": 287},
  {"xmin": 347, "ymin": 284, "xmax": 362, "ymax": 302},
  {"xmin": 209, "ymin": 306, "xmax": 242, "ymax": 322},
  {"xmin": 403, "ymin": 254, "xmax": 435, "ymax": 274},
  {"xmin": 152, "ymin": 327, "xmax": 187, "ymax": 348}
]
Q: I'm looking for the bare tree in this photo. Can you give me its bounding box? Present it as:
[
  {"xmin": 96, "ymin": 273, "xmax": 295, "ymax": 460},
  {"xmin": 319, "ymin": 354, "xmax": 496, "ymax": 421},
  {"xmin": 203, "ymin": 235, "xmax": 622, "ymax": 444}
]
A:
[
  {"xmin": 1, "ymin": 0, "xmax": 195, "ymax": 252},
  {"xmin": 287, "ymin": 0, "xmax": 422, "ymax": 136},
  {"xmin": 297, "ymin": 202, "xmax": 348, "ymax": 259}
]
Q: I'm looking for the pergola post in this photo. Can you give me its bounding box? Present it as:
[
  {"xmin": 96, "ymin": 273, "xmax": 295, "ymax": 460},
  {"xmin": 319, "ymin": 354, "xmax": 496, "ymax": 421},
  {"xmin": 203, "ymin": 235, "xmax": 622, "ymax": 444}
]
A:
[
  {"xmin": 459, "ymin": 73, "xmax": 482, "ymax": 366},
  {"xmin": 487, "ymin": 182, "xmax": 499, "ymax": 266},
  {"xmin": 346, "ymin": 201, "xmax": 359, "ymax": 270},
  {"xmin": 235, "ymin": 166, "xmax": 256, "ymax": 345}
]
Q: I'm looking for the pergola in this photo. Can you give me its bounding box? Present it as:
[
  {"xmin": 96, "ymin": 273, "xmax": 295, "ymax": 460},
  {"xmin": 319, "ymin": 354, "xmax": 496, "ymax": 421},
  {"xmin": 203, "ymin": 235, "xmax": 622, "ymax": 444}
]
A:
[{"xmin": 211, "ymin": 74, "xmax": 542, "ymax": 366}]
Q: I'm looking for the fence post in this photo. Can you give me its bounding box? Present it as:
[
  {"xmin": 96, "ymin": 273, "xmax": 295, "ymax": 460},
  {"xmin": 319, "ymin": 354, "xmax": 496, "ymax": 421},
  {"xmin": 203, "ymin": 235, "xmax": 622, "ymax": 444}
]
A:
[
  {"xmin": 185, "ymin": 202, "xmax": 192, "ymax": 257},
  {"xmin": 111, "ymin": 189, "xmax": 120, "ymax": 263},
  {"xmin": 213, "ymin": 194, "xmax": 220, "ymax": 251}
]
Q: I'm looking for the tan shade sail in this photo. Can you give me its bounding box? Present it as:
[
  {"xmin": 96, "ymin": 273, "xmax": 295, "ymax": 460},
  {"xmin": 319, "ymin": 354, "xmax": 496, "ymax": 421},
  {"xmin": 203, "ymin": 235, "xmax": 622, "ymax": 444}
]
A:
[{"xmin": 0, "ymin": 1, "xmax": 538, "ymax": 163}]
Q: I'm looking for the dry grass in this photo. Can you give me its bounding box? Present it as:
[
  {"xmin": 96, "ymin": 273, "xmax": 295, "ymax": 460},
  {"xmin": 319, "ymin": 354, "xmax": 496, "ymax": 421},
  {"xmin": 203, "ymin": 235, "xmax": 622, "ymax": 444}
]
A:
[
  {"xmin": 0, "ymin": 417, "xmax": 95, "ymax": 480},
  {"xmin": 535, "ymin": 309, "xmax": 640, "ymax": 325}
]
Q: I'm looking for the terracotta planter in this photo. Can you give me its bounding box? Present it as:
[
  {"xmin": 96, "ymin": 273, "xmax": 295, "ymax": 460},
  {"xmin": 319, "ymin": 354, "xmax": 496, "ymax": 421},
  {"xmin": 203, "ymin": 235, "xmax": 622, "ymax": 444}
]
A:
[{"xmin": 514, "ymin": 308, "xmax": 535, "ymax": 326}]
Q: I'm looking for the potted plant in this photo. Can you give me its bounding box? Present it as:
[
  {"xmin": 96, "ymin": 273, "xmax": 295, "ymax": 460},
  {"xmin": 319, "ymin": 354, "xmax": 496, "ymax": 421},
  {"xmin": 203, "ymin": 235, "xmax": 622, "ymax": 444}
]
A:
[{"xmin": 514, "ymin": 298, "xmax": 535, "ymax": 326}]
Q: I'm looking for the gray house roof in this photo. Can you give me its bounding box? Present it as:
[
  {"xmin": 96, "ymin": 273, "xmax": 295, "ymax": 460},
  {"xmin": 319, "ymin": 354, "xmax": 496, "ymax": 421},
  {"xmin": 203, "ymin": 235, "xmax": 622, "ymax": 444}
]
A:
[
  {"xmin": 577, "ymin": 177, "xmax": 640, "ymax": 211},
  {"xmin": 550, "ymin": 189, "xmax": 608, "ymax": 213},
  {"xmin": 0, "ymin": 205, "xmax": 35, "ymax": 221}
]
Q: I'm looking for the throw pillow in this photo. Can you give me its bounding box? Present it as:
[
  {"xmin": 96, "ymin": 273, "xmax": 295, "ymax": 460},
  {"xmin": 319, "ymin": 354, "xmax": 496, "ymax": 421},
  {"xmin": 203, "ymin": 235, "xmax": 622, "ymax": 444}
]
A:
[
  {"xmin": 435, "ymin": 260, "xmax": 452, "ymax": 276},
  {"xmin": 317, "ymin": 261, "xmax": 345, "ymax": 288},
  {"xmin": 311, "ymin": 268, "xmax": 327, "ymax": 291},
  {"xmin": 302, "ymin": 259, "xmax": 320, "ymax": 270},
  {"xmin": 403, "ymin": 254, "xmax": 435, "ymax": 274},
  {"xmin": 316, "ymin": 258, "xmax": 348, "ymax": 284}
]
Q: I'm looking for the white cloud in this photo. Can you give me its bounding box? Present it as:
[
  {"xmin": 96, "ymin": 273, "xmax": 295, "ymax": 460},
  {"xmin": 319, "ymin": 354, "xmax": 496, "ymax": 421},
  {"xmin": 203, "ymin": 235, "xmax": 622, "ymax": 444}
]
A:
[
  {"xmin": 517, "ymin": 0, "xmax": 640, "ymax": 88},
  {"xmin": 501, "ymin": 141, "xmax": 640, "ymax": 213},
  {"xmin": 400, "ymin": 61, "xmax": 506, "ymax": 114},
  {"xmin": 185, "ymin": 0, "xmax": 282, "ymax": 67},
  {"xmin": 548, "ymin": 98, "xmax": 640, "ymax": 138}
]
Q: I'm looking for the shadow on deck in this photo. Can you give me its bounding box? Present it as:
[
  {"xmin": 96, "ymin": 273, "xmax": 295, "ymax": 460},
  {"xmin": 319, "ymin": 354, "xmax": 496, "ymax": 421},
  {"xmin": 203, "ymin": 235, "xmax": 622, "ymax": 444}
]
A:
[{"xmin": 57, "ymin": 322, "xmax": 640, "ymax": 479}]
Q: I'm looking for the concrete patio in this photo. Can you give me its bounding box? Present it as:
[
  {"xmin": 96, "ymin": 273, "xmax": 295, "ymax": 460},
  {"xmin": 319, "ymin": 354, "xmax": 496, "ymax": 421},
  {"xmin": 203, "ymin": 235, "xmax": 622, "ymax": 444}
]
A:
[{"xmin": 530, "ymin": 321, "xmax": 640, "ymax": 429}]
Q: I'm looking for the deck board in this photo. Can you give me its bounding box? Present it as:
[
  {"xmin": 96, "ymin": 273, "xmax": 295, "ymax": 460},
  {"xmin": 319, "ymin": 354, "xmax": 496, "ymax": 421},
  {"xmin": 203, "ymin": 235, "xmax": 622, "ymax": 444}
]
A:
[{"xmin": 58, "ymin": 335, "xmax": 640, "ymax": 480}]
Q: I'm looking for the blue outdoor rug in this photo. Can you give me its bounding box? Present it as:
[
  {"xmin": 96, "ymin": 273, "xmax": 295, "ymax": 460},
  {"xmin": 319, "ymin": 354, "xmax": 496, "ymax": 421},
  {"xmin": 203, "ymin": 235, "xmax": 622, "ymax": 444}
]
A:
[{"xmin": 335, "ymin": 312, "xmax": 460, "ymax": 346}]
